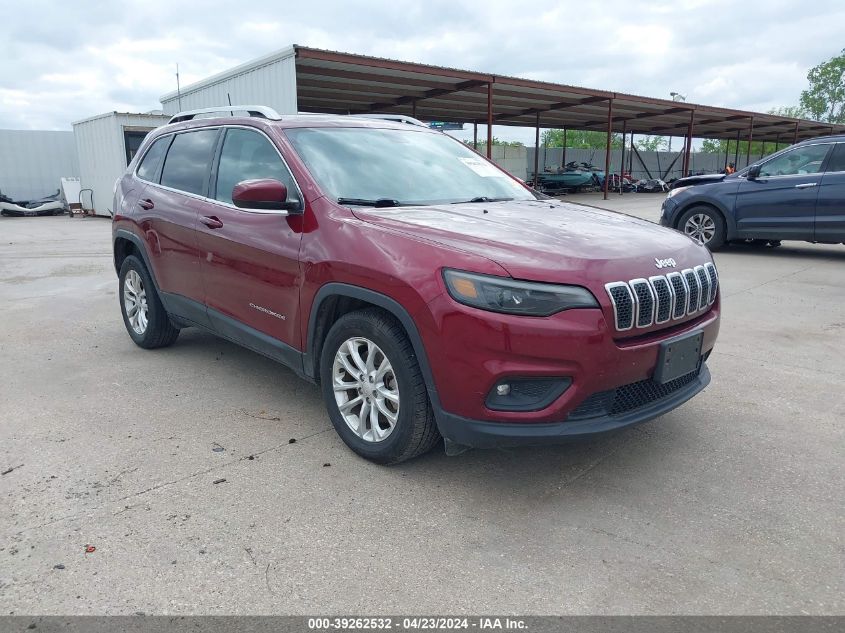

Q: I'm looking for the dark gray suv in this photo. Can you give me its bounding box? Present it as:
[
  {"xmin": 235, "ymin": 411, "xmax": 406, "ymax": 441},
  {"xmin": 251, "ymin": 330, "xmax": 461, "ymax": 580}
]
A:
[{"xmin": 660, "ymin": 135, "xmax": 845, "ymax": 249}]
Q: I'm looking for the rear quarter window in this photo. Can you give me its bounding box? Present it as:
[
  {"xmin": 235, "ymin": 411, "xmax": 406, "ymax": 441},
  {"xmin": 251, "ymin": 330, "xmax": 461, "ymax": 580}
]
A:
[
  {"xmin": 826, "ymin": 143, "xmax": 845, "ymax": 173},
  {"xmin": 136, "ymin": 136, "xmax": 170, "ymax": 182},
  {"xmin": 160, "ymin": 129, "xmax": 219, "ymax": 195}
]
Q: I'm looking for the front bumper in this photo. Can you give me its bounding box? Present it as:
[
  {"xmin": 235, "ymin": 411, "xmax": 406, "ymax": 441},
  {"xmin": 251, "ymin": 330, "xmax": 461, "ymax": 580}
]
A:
[
  {"xmin": 660, "ymin": 196, "xmax": 678, "ymax": 227},
  {"xmin": 437, "ymin": 364, "xmax": 710, "ymax": 448},
  {"xmin": 418, "ymin": 291, "xmax": 719, "ymax": 423}
]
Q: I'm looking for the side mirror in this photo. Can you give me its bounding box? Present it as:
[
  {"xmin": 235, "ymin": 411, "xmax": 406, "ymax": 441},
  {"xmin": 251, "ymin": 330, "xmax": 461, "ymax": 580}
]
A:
[
  {"xmin": 231, "ymin": 179, "xmax": 301, "ymax": 213},
  {"xmin": 747, "ymin": 164, "xmax": 761, "ymax": 180}
]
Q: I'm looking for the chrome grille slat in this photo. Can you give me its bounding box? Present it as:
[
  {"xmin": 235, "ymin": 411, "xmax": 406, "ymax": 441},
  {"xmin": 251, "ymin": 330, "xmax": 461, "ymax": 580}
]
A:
[
  {"xmin": 705, "ymin": 262, "xmax": 719, "ymax": 304},
  {"xmin": 683, "ymin": 268, "xmax": 700, "ymax": 315},
  {"xmin": 630, "ymin": 278, "xmax": 655, "ymax": 328},
  {"xmin": 605, "ymin": 282, "xmax": 634, "ymax": 331},
  {"xmin": 667, "ymin": 272, "xmax": 688, "ymax": 319},
  {"xmin": 605, "ymin": 262, "xmax": 718, "ymax": 332},
  {"xmin": 648, "ymin": 275, "xmax": 673, "ymax": 324},
  {"xmin": 694, "ymin": 265, "xmax": 710, "ymax": 311}
]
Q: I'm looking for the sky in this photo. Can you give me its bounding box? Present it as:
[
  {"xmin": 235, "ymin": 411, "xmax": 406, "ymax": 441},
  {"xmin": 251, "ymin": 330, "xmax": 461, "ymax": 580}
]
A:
[{"xmin": 2, "ymin": 0, "xmax": 842, "ymax": 143}]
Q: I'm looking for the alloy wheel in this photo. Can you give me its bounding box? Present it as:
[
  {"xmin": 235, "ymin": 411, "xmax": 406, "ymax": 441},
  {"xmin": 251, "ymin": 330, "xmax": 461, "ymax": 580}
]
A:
[
  {"xmin": 332, "ymin": 337, "xmax": 400, "ymax": 443},
  {"xmin": 123, "ymin": 269, "xmax": 149, "ymax": 335},
  {"xmin": 684, "ymin": 213, "xmax": 716, "ymax": 245}
]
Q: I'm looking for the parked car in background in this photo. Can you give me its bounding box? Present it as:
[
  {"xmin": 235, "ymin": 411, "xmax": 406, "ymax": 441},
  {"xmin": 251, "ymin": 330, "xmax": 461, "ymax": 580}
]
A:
[
  {"xmin": 661, "ymin": 135, "xmax": 845, "ymax": 249},
  {"xmin": 113, "ymin": 106, "xmax": 720, "ymax": 464}
]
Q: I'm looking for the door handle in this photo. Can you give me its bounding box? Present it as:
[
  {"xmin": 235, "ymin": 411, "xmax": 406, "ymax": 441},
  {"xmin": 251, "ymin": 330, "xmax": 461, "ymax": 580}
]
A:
[
  {"xmin": 201, "ymin": 215, "xmax": 224, "ymax": 229},
  {"xmin": 137, "ymin": 198, "xmax": 154, "ymax": 210},
  {"xmin": 794, "ymin": 183, "xmax": 817, "ymax": 189}
]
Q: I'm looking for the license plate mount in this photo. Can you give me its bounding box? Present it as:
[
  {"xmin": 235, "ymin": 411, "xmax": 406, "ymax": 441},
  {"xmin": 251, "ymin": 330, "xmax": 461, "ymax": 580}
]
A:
[{"xmin": 654, "ymin": 330, "xmax": 703, "ymax": 384}]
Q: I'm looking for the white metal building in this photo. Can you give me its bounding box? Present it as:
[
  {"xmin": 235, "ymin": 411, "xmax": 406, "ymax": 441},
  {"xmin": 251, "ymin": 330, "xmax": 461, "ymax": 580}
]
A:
[
  {"xmin": 160, "ymin": 46, "xmax": 298, "ymax": 116},
  {"xmin": 0, "ymin": 129, "xmax": 79, "ymax": 201},
  {"xmin": 72, "ymin": 112, "xmax": 170, "ymax": 216}
]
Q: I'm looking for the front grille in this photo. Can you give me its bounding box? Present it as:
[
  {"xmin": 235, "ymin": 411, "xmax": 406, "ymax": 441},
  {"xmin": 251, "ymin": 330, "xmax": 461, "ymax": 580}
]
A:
[
  {"xmin": 606, "ymin": 263, "xmax": 718, "ymax": 332},
  {"xmin": 568, "ymin": 366, "xmax": 702, "ymax": 420}
]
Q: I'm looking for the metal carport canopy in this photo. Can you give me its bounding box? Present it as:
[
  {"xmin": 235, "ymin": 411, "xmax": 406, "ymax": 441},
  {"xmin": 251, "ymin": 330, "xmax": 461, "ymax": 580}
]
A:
[{"xmin": 293, "ymin": 45, "xmax": 844, "ymax": 144}]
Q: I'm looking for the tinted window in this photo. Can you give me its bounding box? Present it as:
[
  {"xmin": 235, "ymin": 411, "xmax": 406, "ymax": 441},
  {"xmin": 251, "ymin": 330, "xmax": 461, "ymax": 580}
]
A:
[
  {"xmin": 215, "ymin": 128, "xmax": 297, "ymax": 204},
  {"xmin": 137, "ymin": 136, "xmax": 170, "ymax": 182},
  {"xmin": 825, "ymin": 143, "xmax": 845, "ymax": 173},
  {"xmin": 759, "ymin": 144, "xmax": 831, "ymax": 177},
  {"xmin": 160, "ymin": 129, "xmax": 219, "ymax": 195}
]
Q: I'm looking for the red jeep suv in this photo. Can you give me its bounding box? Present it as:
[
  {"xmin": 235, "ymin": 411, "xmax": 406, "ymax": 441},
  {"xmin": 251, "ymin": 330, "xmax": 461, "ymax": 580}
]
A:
[{"xmin": 113, "ymin": 106, "xmax": 720, "ymax": 464}]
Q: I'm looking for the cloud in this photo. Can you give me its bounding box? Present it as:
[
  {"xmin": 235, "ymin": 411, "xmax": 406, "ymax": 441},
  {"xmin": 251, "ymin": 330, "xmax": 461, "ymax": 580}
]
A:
[{"xmin": 1, "ymin": 0, "xmax": 843, "ymax": 135}]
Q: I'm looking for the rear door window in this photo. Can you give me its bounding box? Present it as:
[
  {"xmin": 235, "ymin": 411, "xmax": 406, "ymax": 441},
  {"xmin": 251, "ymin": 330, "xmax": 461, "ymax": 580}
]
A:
[
  {"xmin": 136, "ymin": 136, "xmax": 170, "ymax": 182},
  {"xmin": 214, "ymin": 128, "xmax": 298, "ymax": 205},
  {"xmin": 160, "ymin": 129, "xmax": 219, "ymax": 195}
]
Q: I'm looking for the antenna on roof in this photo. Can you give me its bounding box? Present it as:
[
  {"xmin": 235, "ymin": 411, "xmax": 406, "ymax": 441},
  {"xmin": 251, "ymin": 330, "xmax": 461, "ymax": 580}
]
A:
[
  {"xmin": 175, "ymin": 64, "xmax": 183, "ymax": 111},
  {"xmin": 227, "ymin": 93, "xmax": 233, "ymax": 117}
]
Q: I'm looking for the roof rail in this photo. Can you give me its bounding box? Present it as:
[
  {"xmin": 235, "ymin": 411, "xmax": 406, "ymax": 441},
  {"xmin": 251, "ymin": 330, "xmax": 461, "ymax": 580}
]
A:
[
  {"xmin": 350, "ymin": 114, "xmax": 429, "ymax": 129},
  {"xmin": 168, "ymin": 105, "xmax": 282, "ymax": 124}
]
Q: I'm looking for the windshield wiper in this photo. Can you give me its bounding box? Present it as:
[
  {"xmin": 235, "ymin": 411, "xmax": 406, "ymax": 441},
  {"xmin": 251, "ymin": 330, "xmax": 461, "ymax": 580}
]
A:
[
  {"xmin": 337, "ymin": 197, "xmax": 400, "ymax": 208},
  {"xmin": 452, "ymin": 196, "xmax": 513, "ymax": 204}
]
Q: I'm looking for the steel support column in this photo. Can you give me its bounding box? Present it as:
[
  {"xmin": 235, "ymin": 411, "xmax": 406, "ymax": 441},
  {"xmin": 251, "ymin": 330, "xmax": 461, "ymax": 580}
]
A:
[
  {"xmin": 562, "ymin": 128, "xmax": 567, "ymax": 168},
  {"xmin": 746, "ymin": 116, "xmax": 754, "ymax": 167},
  {"xmin": 682, "ymin": 110, "xmax": 695, "ymax": 177},
  {"xmin": 618, "ymin": 119, "xmax": 627, "ymax": 195},
  {"xmin": 486, "ymin": 82, "xmax": 493, "ymax": 159},
  {"xmin": 603, "ymin": 98, "xmax": 613, "ymax": 200},
  {"xmin": 734, "ymin": 130, "xmax": 741, "ymax": 167},
  {"xmin": 412, "ymin": 99, "xmax": 417, "ymax": 119},
  {"xmin": 473, "ymin": 122, "xmax": 477, "ymax": 150},
  {"xmin": 533, "ymin": 113, "xmax": 540, "ymax": 185},
  {"xmin": 793, "ymin": 120, "xmax": 800, "ymax": 144},
  {"xmin": 724, "ymin": 139, "xmax": 730, "ymax": 172}
]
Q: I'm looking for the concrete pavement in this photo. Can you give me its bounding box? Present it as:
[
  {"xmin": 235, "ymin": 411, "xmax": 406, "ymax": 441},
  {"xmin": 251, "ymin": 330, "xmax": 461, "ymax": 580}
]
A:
[{"xmin": 0, "ymin": 212, "xmax": 842, "ymax": 615}]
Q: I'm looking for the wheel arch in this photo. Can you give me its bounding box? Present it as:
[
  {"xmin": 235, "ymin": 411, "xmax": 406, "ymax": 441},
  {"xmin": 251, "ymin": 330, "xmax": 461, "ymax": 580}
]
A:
[
  {"xmin": 305, "ymin": 283, "xmax": 441, "ymax": 410},
  {"xmin": 113, "ymin": 229, "xmax": 160, "ymax": 290},
  {"xmin": 674, "ymin": 200, "xmax": 736, "ymax": 238}
]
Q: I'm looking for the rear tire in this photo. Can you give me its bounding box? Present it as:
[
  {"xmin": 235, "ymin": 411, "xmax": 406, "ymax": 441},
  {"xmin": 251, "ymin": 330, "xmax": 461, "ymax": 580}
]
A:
[
  {"xmin": 678, "ymin": 206, "xmax": 726, "ymax": 250},
  {"xmin": 118, "ymin": 255, "xmax": 179, "ymax": 349},
  {"xmin": 319, "ymin": 308, "xmax": 440, "ymax": 464}
]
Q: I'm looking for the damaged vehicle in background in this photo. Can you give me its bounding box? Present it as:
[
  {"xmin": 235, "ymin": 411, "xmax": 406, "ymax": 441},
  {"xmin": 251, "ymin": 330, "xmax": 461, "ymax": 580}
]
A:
[
  {"xmin": 0, "ymin": 189, "xmax": 66, "ymax": 217},
  {"xmin": 661, "ymin": 136, "xmax": 845, "ymax": 249}
]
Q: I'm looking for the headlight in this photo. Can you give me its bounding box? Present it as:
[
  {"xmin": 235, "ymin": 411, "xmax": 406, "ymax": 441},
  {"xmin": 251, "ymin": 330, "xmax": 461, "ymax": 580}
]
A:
[
  {"xmin": 443, "ymin": 269, "xmax": 598, "ymax": 316},
  {"xmin": 666, "ymin": 186, "xmax": 690, "ymax": 199}
]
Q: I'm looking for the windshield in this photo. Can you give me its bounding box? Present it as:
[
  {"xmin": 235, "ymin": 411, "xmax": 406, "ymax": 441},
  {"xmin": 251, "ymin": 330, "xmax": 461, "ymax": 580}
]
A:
[{"xmin": 285, "ymin": 127, "xmax": 536, "ymax": 206}]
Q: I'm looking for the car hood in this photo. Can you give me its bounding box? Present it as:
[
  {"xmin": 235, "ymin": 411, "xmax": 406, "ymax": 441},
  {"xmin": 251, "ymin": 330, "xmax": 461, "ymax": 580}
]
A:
[
  {"xmin": 671, "ymin": 173, "xmax": 726, "ymax": 188},
  {"xmin": 351, "ymin": 200, "xmax": 709, "ymax": 284}
]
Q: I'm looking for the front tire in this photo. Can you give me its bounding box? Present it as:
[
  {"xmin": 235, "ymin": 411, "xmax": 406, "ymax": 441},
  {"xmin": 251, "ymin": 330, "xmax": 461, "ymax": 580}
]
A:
[
  {"xmin": 678, "ymin": 206, "xmax": 726, "ymax": 250},
  {"xmin": 319, "ymin": 308, "xmax": 440, "ymax": 464},
  {"xmin": 118, "ymin": 255, "xmax": 179, "ymax": 349}
]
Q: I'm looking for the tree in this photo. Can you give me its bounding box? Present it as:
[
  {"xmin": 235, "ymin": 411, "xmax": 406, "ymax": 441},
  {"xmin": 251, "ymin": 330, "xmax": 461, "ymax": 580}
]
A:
[
  {"xmin": 465, "ymin": 137, "xmax": 524, "ymax": 147},
  {"xmin": 800, "ymin": 49, "xmax": 845, "ymax": 123},
  {"xmin": 541, "ymin": 129, "xmax": 623, "ymax": 149},
  {"xmin": 635, "ymin": 135, "xmax": 668, "ymax": 151}
]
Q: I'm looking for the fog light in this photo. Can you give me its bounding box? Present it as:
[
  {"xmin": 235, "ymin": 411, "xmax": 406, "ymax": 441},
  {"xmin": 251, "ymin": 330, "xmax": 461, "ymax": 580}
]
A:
[{"xmin": 486, "ymin": 377, "xmax": 572, "ymax": 412}]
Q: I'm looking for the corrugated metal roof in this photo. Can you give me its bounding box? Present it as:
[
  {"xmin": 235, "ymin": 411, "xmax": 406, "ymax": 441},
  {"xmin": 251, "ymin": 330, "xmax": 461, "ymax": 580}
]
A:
[
  {"xmin": 292, "ymin": 46, "xmax": 844, "ymax": 142},
  {"xmin": 160, "ymin": 44, "xmax": 844, "ymax": 143}
]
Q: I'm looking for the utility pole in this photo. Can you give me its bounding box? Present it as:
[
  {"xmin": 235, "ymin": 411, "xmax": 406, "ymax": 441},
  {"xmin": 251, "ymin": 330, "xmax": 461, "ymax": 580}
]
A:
[{"xmin": 176, "ymin": 63, "xmax": 183, "ymax": 111}]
